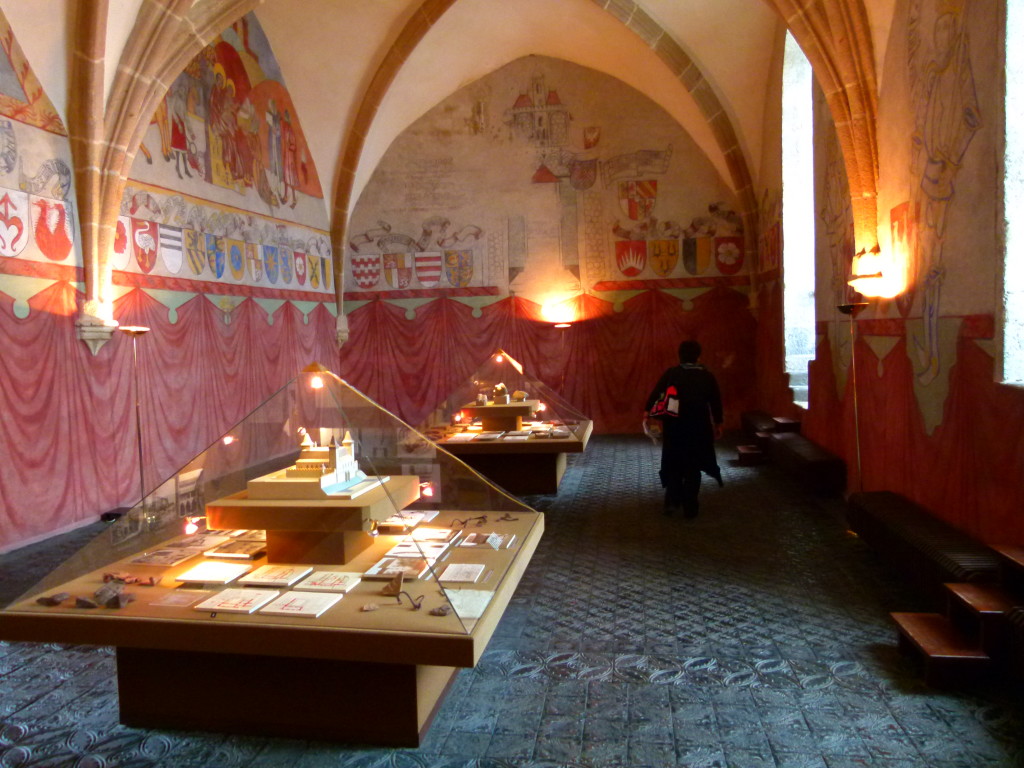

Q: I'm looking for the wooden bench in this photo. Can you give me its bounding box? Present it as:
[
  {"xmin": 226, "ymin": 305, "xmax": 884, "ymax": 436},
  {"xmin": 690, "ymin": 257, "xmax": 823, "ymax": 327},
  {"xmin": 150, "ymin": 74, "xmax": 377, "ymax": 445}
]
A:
[
  {"xmin": 768, "ymin": 431, "xmax": 845, "ymax": 496},
  {"xmin": 847, "ymin": 491, "xmax": 1002, "ymax": 607}
]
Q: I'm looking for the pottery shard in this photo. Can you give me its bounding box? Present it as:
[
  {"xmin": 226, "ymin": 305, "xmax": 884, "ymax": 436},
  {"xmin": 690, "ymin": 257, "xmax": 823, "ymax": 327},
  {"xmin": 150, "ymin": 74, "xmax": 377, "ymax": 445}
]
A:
[
  {"xmin": 106, "ymin": 592, "xmax": 136, "ymax": 610},
  {"xmin": 429, "ymin": 604, "xmax": 453, "ymax": 616},
  {"xmin": 93, "ymin": 583, "xmax": 123, "ymax": 605},
  {"xmin": 360, "ymin": 603, "xmax": 380, "ymax": 612},
  {"xmin": 36, "ymin": 592, "xmax": 70, "ymax": 607},
  {"xmin": 380, "ymin": 573, "xmax": 404, "ymax": 596},
  {"xmin": 75, "ymin": 597, "xmax": 99, "ymax": 609}
]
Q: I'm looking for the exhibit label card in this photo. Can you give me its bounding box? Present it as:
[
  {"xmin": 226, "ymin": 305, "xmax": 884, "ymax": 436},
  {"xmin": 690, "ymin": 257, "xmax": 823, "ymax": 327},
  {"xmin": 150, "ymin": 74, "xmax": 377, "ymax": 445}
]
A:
[
  {"xmin": 194, "ymin": 588, "xmax": 279, "ymax": 614},
  {"xmin": 259, "ymin": 591, "xmax": 344, "ymax": 618},
  {"xmin": 176, "ymin": 561, "xmax": 252, "ymax": 585},
  {"xmin": 439, "ymin": 563, "xmax": 485, "ymax": 583},
  {"xmin": 293, "ymin": 571, "xmax": 363, "ymax": 593},
  {"xmin": 238, "ymin": 565, "xmax": 314, "ymax": 588}
]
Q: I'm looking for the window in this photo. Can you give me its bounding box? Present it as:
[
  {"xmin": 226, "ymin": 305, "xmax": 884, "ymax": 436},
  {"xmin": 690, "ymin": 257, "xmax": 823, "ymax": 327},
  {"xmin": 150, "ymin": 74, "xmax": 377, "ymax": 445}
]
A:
[{"xmin": 782, "ymin": 32, "xmax": 815, "ymax": 408}]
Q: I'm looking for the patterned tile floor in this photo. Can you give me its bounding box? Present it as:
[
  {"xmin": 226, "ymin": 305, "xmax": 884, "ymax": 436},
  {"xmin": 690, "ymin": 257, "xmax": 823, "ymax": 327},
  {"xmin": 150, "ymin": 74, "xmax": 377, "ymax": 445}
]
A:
[{"xmin": 1, "ymin": 434, "xmax": 1023, "ymax": 767}]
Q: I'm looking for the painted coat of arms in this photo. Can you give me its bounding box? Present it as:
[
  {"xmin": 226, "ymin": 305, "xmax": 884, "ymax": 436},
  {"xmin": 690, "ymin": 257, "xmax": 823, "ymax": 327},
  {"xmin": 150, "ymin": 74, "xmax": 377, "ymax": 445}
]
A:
[
  {"xmin": 415, "ymin": 251, "xmax": 442, "ymax": 288},
  {"xmin": 351, "ymin": 253, "xmax": 381, "ymax": 289},
  {"xmin": 131, "ymin": 219, "xmax": 158, "ymax": 273},
  {"xmin": 184, "ymin": 229, "xmax": 205, "ymax": 276},
  {"xmin": 444, "ymin": 249, "xmax": 473, "ymax": 287},
  {"xmin": 263, "ymin": 244, "xmax": 280, "ymax": 284},
  {"xmin": 618, "ymin": 180, "xmax": 657, "ymax": 221},
  {"xmin": 383, "ymin": 253, "xmax": 412, "ymax": 289},
  {"xmin": 615, "ymin": 240, "xmax": 646, "ymax": 277},
  {"xmin": 648, "ymin": 239, "xmax": 679, "ymax": 277},
  {"xmin": 205, "ymin": 233, "xmax": 226, "ymax": 279},
  {"xmin": 0, "ymin": 190, "xmax": 29, "ymax": 258}
]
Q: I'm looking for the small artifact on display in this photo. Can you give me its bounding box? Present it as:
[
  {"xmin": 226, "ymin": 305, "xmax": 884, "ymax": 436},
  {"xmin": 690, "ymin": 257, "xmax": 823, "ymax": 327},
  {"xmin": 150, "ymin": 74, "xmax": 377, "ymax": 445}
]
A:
[
  {"xmin": 380, "ymin": 573, "xmax": 404, "ymax": 596},
  {"xmin": 245, "ymin": 428, "xmax": 387, "ymax": 501},
  {"xmin": 103, "ymin": 572, "xmax": 158, "ymax": 586},
  {"xmin": 491, "ymin": 383, "xmax": 510, "ymax": 404},
  {"xmin": 36, "ymin": 592, "xmax": 70, "ymax": 607},
  {"xmin": 194, "ymin": 588, "xmax": 279, "ymax": 615}
]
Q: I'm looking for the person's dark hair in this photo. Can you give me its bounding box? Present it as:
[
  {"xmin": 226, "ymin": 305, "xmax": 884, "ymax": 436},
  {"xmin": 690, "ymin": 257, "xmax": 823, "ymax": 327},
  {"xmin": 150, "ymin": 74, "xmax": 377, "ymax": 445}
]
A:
[{"xmin": 678, "ymin": 340, "xmax": 701, "ymax": 364}]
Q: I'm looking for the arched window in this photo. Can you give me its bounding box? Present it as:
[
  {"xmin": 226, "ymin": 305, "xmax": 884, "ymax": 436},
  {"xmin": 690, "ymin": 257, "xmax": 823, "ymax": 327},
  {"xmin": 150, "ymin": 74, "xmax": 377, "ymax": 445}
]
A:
[{"xmin": 782, "ymin": 32, "xmax": 815, "ymax": 408}]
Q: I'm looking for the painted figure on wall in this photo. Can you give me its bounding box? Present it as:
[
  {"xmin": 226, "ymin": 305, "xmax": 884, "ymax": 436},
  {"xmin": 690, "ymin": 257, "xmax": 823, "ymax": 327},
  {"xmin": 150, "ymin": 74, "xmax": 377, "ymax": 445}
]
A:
[
  {"xmin": 907, "ymin": 0, "xmax": 981, "ymax": 385},
  {"xmin": 134, "ymin": 13, "xmax": 322, "ymax": 212}
]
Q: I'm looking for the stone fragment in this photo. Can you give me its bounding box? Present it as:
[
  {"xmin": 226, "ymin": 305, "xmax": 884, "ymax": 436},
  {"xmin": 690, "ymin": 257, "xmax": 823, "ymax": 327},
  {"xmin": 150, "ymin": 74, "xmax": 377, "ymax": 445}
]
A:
[
  {"xmin": 360, "ymin": 603, "xmax": 379, "ymax": 612},
  {"xmin": 429, "ymin": 604, "xmax": 452, "ymax": 616},
  {"xmin": 36, "ymin": 592, "xmax": 70, "ymax": 607},
  {"xmin": 74, "ymin": 597, "xmax": 98, "ymax": 609}
]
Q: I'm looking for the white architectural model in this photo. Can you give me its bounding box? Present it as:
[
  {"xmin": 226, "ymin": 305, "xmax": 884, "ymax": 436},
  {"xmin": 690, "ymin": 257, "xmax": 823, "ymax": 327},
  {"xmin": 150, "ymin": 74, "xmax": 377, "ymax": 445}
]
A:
[{"xmin": 247, "ymin": 428, "xmax": 387, "ymax": 500}]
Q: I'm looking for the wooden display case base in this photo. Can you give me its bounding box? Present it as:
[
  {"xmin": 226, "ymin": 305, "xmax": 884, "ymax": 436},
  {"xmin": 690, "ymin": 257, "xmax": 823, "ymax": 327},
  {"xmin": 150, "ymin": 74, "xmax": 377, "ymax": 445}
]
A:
[
  {"xmin": 116, "ymin": 647, "xmax": 457, "ymax": 746},
  {"xmin": 460, "ymin": 452, "xmax": 567, "ymax": 495},
  {"xmin": 266, "ymin": 529, "xmax": 373, "ymax": 564}
]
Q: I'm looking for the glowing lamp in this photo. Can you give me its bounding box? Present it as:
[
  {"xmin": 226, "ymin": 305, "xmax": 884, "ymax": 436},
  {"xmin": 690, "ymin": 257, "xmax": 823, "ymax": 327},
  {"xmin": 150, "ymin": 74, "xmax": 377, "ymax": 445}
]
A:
[
  {"xmin": 310, "ymin": 375, "xmax": 324, "ymax": 389},
  {"xmin": 420, "ymin": 482, "xmax": 434, "ymax": 497},
  {"xmin": 848, "ymin": 245, "xmax": 904, "ymax": 299},
  {"xmin": 537, "ymin": 402, "xmax": 547, "ymax": 412},
  {"xmin": 495, "ymin": 354, "xmax": 504, "ymax": 364},
  {"xmin": 184, "ymin": 516, "xmax": 203, "ymax": 535},
  {"xmin": 222, "ymin": 435, "xmax": 236, "ymax": 446}
]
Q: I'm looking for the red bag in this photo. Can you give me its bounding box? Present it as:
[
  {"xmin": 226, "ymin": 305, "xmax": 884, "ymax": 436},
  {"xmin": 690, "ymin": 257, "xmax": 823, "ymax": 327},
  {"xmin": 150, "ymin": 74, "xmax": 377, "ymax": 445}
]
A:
[{"xmin": 649, "ymin": 385, "xmax": 679, "ymax": 418}]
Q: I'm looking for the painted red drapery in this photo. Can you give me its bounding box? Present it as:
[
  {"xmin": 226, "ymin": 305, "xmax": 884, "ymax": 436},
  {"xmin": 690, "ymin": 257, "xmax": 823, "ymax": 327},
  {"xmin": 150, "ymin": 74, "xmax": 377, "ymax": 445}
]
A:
[{"xmin": 0, "ymin": 283, "xmax": 336, "ymax": 550}]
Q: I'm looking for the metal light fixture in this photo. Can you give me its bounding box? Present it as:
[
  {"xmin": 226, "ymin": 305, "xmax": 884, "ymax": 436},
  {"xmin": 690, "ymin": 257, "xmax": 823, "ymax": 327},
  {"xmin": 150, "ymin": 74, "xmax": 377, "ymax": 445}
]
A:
[
  {"xmin": 118, "ymin": 325, "xmax": 151, "ymax": 506},
  {"xmin": 837, "ymin": 303, "xmax": 868, "ymax": 492}
]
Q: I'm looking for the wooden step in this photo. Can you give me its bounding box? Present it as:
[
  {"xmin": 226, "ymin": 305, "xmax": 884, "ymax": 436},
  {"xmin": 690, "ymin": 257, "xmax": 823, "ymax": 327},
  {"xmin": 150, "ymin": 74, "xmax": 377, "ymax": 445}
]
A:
[
  {"xmin": 945, "ymin": 582, "xmax": 1019, "ymax": 661},
  {"xmin": 945, "ymin": 582, "xmax": 1018, "ymax": 616},
  {"xmin": 892, "ymin": 612, "xmax": 990, "ymax": 687},
  {"xmin": 736, "ymin": 445, "xmax": 764, "ymax": 466}
]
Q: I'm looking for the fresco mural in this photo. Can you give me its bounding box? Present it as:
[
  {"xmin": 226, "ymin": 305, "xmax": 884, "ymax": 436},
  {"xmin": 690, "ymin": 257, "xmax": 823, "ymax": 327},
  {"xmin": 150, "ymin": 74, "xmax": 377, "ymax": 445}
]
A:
[
  {"xmin": 906, "ymin": 0, "xmax": 981, "ymax": 387},
  {"xmin": 124, "ymin": 13, "xmax": 331, "ymax": 303},
  {"xmin": 0, "ymin": 11, "xmax": 78, "ymax": 282},
  {"xmin": 132, "ymin": 14, "xmax": 324, "ymax": 223},
  {"xmin": 345, "ymin": 58, "xmax": 745, "ymax": 311}
]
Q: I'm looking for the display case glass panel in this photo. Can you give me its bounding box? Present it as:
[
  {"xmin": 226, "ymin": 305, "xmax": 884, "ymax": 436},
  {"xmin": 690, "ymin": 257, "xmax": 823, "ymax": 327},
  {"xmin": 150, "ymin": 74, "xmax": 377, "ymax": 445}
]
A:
[
  {"xmin": 1, "ymin": 365, "xmax": 540, "ymax": 638},
  {"xmin": 420, "ymin": 349, "xmax": 589, "ymax": 442}
]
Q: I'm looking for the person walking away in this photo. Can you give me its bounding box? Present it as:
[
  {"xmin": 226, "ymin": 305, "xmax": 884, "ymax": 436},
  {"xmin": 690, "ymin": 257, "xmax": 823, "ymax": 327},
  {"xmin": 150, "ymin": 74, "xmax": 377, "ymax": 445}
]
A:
[{"xmin": 644, "ymin": 340, "xmax": 723, "ymax": 517}]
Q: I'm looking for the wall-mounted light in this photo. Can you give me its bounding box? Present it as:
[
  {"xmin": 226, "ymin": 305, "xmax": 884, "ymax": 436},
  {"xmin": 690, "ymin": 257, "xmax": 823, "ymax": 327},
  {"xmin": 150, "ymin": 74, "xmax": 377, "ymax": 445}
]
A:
[{"xmin": 848, "ymin": 244, "xmax": 904, "ymax": 298}]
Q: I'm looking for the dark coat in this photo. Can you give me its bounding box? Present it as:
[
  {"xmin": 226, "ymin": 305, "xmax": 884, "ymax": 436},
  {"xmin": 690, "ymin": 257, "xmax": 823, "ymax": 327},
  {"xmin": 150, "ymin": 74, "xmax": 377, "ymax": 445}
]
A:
[{"xmin": 646, "ymin": 363, "xmax": 723, "ymax": 480}]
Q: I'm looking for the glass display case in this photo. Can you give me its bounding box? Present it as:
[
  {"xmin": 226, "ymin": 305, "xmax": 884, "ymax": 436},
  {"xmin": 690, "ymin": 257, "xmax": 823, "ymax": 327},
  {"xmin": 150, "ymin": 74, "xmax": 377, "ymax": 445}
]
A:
[
  {"xmin": 0, "ymin": 364, "xmax": 544, "ymax": 746},
  {"xmin": 418, "ymin": 349, "xmax": 593, "ymax": 494}
]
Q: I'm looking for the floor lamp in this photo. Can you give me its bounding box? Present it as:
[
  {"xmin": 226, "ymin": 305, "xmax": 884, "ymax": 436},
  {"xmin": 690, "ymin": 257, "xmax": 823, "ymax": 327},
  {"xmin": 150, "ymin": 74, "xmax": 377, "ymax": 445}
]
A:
[
  {"xmin": 837, "ymin": 303, "xmax": 868, "ymax": 492},
  {"xmin": 118, "ymin": 325, "xmax": 151, "ymax": 507}
]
